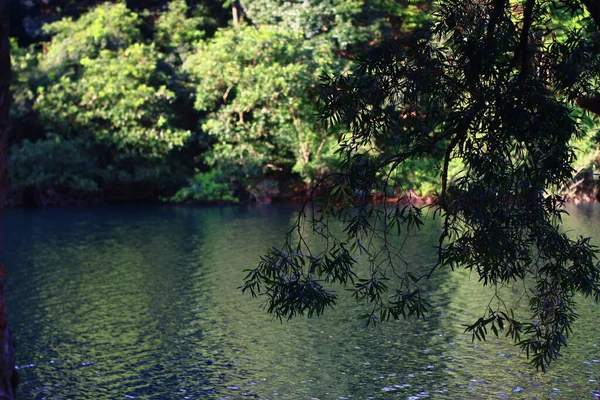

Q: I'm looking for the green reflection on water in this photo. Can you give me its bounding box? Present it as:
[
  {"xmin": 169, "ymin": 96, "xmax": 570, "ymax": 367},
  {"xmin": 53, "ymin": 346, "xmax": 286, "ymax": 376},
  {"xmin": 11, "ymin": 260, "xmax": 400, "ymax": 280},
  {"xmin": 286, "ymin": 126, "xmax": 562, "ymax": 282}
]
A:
[{"xmin": 2, "ymin": 204, "xmax": 600, "ymax": 399}]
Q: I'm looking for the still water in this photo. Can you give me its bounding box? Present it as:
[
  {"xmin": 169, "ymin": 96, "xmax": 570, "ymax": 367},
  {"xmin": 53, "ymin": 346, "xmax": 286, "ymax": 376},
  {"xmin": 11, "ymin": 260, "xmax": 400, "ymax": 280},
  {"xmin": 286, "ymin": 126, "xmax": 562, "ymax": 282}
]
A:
[{"xmin": 3, "ymin": 203, "xmax": 600, "ymax": 399}]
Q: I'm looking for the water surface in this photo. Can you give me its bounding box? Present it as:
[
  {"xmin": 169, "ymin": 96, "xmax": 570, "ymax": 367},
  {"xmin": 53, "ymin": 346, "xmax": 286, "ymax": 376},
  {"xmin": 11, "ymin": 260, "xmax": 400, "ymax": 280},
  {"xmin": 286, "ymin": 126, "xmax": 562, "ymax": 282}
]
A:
[{"xmin": 3, "ymin": 203, "xmax": 600, "ymax": 399}]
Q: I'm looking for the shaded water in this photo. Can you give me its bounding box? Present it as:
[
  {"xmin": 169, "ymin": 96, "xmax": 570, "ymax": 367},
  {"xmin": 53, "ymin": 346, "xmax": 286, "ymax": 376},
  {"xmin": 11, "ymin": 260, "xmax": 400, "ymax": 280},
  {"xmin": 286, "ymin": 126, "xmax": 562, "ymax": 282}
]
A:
[{"xmin": 3, "ymin": 203, "xmax": 600, "ymax": 399}]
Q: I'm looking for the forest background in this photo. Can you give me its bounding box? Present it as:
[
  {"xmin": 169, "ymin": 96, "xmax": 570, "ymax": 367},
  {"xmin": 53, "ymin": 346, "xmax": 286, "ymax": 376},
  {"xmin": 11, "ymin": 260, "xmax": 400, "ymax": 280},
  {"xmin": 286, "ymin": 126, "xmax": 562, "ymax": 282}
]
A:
[{"xmin": 5, "ymin": 0, "xmax": 600, "ymax": 206}]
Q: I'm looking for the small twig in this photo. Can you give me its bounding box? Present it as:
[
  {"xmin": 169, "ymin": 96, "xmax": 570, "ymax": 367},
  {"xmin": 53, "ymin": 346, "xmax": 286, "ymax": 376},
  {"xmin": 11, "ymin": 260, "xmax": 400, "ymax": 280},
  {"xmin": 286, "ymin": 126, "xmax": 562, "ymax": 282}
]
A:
[
  {"xmin": 222, "ymin": 86, "xmax": 232, "ymax": 103},
  {"xmin": 440, "ymin": 132, "xmax": 461, "ymax": 207}
]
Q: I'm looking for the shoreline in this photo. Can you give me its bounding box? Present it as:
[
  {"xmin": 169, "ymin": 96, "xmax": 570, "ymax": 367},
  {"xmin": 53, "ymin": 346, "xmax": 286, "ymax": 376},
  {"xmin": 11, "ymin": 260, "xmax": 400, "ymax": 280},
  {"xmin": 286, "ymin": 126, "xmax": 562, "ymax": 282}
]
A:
[{"xmin": 5, "ymin": 188, "xmax": 598, "ymax": 208}]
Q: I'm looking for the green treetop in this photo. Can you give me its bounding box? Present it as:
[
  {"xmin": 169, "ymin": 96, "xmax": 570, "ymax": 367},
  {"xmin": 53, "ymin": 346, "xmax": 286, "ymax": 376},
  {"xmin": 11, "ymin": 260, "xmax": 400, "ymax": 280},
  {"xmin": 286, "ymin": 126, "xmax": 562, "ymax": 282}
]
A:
[
  {"xmin": 182, "ymin": 24, "xmax": 345, "ymax": 196},
  {"xmin": 9, "ymin": 2, "xmax": 193, "ymax": 199},
  {"xmin": 40, "ymin": 3, "xmax": 142, "ymax": 75},
  {"xmin": 240, "ymin": 0, "xmax": 430, "ymax": 46}
]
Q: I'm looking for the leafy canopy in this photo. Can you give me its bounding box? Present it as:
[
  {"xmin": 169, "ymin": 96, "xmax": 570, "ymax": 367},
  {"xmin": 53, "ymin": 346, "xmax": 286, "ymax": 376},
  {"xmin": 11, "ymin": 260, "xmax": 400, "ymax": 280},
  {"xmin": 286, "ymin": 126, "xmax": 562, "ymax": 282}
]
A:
[
  {"xmin": 9, "ymin": 0, "xmax": 437, "ymax": 202},
  {"xmin": 182, "ymin": 24, "xmax": 344, "ymax": 191},
  {"xmin": 240, "ymin": 0, "xmax": 429, "ymax": 45},
  {"xmin": 11, "ymin": 2, "xmax": 194, "ymax": 196},
  {"xmin": 242, "ymin": 0, "xmax": 600, "ymax": 371},
  {"xmin": 41, "ymin": 3, "xmax": 141, "ymax": 74},
  {"xmin": 155, "ymin": 0, "xmax": 207, "ymax": 55}
]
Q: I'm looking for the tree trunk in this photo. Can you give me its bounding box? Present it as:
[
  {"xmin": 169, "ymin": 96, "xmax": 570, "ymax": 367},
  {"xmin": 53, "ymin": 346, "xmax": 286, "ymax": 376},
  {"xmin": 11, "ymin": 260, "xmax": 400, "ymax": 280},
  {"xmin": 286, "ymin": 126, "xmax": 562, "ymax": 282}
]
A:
[
  {"xmin": 232, "ymin": 1, "xmax": 243, "ymax": 29},
  {"xmin": 0, "ymin": 0, "xmax": 17, "ymax": 398},
  {"xmin": 581, "ymin": 0, "xmax": 600, "ymax": 30}
]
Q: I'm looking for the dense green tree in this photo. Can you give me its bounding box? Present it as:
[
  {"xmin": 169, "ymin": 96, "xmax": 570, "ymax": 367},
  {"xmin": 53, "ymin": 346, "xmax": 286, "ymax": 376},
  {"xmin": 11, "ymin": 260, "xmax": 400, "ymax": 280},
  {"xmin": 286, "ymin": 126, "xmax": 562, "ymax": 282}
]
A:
[
  {"xmin": 37, "ymin": 43, "xmax": 189, "ymax": 156},
  {"xmin": 240, "ymin": 0, "xmax": 429, "ymax": 46},
  {"xmin": 8, "ymin": 38, "xmax": 36, "ymax": 121},
  {"xmin": 40, "ymin": 3, "xmax": 141, "ymax": 74},
  {"xmin": 180, "ymin": 24, "xmax": 344, "ymax": 199},
  {"xmin": 6, "ymin": 0, "xmax": 599, "ymax": 206},
  {"xmin": 242, "ymin": 0, "xmax": 600, "ymax": 370},
  {"xmin": 7, "ymin": 0, "xmax": 441, "ymax": 203},
  {"xmin": 176, "ymin": 1, "xmax": 434, "ymax": 201},
  {"xmin": 155, "ymin": 0, "xmax": 207, "ymax": 55},
  {"xmin": 9, "ymin": 136, "xmax": 100, "ymax": 205},
  {"xmin": 9, "ymin": 2, "xmax": 193, "ymax": 201}
]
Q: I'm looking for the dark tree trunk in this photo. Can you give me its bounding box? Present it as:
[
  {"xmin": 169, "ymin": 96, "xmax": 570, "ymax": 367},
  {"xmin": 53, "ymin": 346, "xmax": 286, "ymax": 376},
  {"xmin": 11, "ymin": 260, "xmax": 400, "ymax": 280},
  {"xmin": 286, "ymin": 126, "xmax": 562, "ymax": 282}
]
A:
[
  {"xmin": 581, "ymin": 0, "xmax": 600, "ymax": 30},
  {"xmin": 0, "ymin": 0, "xmax": 17, "ymax": 399}
]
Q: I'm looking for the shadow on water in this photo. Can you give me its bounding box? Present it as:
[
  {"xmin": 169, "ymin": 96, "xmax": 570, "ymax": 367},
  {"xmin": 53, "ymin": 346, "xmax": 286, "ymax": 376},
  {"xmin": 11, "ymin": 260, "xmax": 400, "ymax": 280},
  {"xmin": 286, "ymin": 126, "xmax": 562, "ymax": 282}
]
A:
[{"xmin": 2, "ymin": 203, "xmax": 600, "ymax": 399}]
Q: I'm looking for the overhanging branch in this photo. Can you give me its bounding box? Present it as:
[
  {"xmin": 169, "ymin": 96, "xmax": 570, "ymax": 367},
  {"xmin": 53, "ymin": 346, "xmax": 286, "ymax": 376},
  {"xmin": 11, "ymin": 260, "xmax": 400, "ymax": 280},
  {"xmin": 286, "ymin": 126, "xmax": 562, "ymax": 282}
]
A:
[{"xmin": 581, "ymin": 0, "xmax": 600, "ymax": 30}]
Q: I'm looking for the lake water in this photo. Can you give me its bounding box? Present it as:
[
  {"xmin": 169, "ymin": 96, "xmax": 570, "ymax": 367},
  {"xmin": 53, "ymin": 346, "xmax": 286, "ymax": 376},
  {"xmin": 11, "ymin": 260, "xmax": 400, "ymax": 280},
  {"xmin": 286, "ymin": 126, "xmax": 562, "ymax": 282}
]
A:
[{"xmin": 3, "ymin": 203, "xmax": 600, "ymax": 399}]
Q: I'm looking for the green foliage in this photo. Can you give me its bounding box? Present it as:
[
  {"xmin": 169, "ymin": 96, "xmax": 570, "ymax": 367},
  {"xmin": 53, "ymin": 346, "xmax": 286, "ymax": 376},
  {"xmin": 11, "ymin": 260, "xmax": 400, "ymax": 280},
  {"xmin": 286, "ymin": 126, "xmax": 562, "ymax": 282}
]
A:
[
  {"xmin": 41, "ymin": 2, "xmax": 141, "ymax": 75},
  {"xmin": 170, "ymin": 170, "xmax": 235, "ymax": 203},
  {"xmin": 9, "ymin": 136, "xmax": 99, "ymax": 193},
  {"xmin": 36, "ymin": 42, "xmax": 190, "ymax": 157},
  {"xmin": 574, "ymin": 111, "xmax": 600, "ymax": 171},
  {"xmin": 155, "ymin": 0, "xmax": 207, "ymax": 54},
  {"xmin": 10, "ymin": 0, "xmax": 598, "ymax": 212},
  {"xmin": 183, "ymin": 24, "xmax": 343, "ymax": 189},
  {"xmin": 240, "ymin": 0, "xmax": 429, "ymax": 47},
  {"xmin": 243, "ymin": 0, "xmax": 600, "ymax": 370},
  {"xmin": 3, "ymin": 2, "xmax": 195, "ymax": 198},
  {"xmin": 9, "ymin": 38, "xmax": 38, "ymax": 118},
  {"xmin": 8, "ymin": 0, "xmax": 439, "ymax": 203}
]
